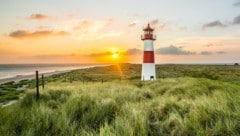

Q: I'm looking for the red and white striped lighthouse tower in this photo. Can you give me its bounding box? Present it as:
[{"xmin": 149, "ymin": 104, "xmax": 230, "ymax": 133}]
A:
[{"xmin": 141, "ymin": 24, "xmax": 156, "ymax": 80}]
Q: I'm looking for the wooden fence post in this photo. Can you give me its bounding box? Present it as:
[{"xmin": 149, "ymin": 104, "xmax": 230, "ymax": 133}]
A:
[
  {"xmin": 70, "ymin": 76, "xmax": 72, "ymax": 83},
  {"xmin": 36, "ymin": 71, "xmax": 39, "ymax": 100},
  {"xmin": 42, "ymin": 74, "xmax": 44, "ymax": 89}
]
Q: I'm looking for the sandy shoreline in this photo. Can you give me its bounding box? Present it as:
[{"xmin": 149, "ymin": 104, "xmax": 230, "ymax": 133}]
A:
[{"xmin": 0, "ymin": 70, "xmax": 72, "ymax": 85}]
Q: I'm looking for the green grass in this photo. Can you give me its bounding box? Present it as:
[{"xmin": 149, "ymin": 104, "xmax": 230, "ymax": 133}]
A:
[
  {"xmin": 0, "ymin": 64, "xmax": 240, "ymax": 135},
  {"xmin": 1, "ymin": 78, "xmax": 240, "ymax": 135},
  {"xmin": 1, "ymin": 64, "xmax": 240, "ymax": 104}
]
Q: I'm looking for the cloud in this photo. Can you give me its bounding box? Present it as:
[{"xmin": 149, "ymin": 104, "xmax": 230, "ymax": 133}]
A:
[
  {"xmin": 206, "ymin": 42, "xmax": 216, "ymax": 47},
  {"xmin": 200, "ymin": 51, "xmax": 212, "ymax": 55},
  {"xmin": 216, "ymin": 51, "xmax": 226, "ymax": 54},
  {"xmin": 202, "ymin": 20, "xmax": 226, "ymax": 29},
  {"xmin": 27, "ymin": 14, "xmax": 57, "ymax": 20},
  {"xmin": 149, "ymin": 19, "xmax": 168, "ymax": 31},
  {"xmin": 85, "ymin": 48, "xmax": 142, "ymax": 58},
  {"xmin": 86, "ymin": 52, "xmax": 112, "ymax": 57},
  {"xmin": 56, "ymin": 31, "xmax": 70, "ymax": 35},
  {"xmin": 84, "ymin": 48, "xmax": 226, "ymax": 58},
  {"xmin": 72, "ymin": 19, "xmax": 121, "ymax": 40},
  {"xmin": 37, "ymin": 25, "xmax": 49, "ymax": 30},
  {"xmin": 233, "ymin": 1, "xmax": 240, "ymax": 7},
  {"xmin": 201, "ymin": 14, "xmax": 240, "ymax": 29},
  {"xmin": 96, "ymin": 32, "xmax": 122, "ymax": 39},
  {"xmin": 32, "ymin": 54, "xmax": 75, "ymax": 59},
  {"xmin": 150, "ymin": 19, "xmax": 159, "ymax": 26},
  {"xmin": 125, "ymin": 48, "xmax": 142, "ymax": 55},
  {"xmin": 157, "ymin": 23, "xmax": 167, "ymax": 31},
  {"xmin": 233, "ymin": 15, "xmax": 240, "ymax": 24},
  {"xmin": 9, "ymin": 30, "xmax": 70, "ymax": 38},
  {"xmin": 156, "ymin": 45, "xmax": 195, "ymax": 55},
  {"xmin": 128, "ymin": 22, "xmax": 136, "ymax": 27},
  {"xmin": 202, "ymin": 14, "xmax": 240, "ymax": 29},
  {"xmin": 200, "ymin": 51, "xmax": 227, "ymax": 55},
  {"xmin": 73, "ymin": 19, "xmax": 113, "ymax": 30},
  {"xmin": 28, "ymin": 14, "xmax": 48, "ymax": 20},
  {"xmin": 73, "ymin": 20, "xmax": 93, "ymax": 30}
]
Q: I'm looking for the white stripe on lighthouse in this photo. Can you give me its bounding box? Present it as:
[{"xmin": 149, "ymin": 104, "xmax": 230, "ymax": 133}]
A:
[
  {"xmin": 141, "ymin": 63, "xmax": 156, "ymax": 80},
  {"xmin": 144, "ymin": 40, "xmax": 154, "ymax": 51}
]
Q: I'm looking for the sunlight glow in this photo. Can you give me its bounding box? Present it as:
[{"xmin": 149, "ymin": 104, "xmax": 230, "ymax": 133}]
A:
[{"xmin": 112, "ymin": 51, "xmax": 119, "ymax": 59}]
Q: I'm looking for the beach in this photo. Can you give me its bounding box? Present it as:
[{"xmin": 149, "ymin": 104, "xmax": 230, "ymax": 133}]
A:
[
  {"xmin": 0, "ymin": 64, "xmax": 103, "ymax": 85},
  {"xmin": 0, "ymin": 70, "xmax": 72, "ymax": 85}
]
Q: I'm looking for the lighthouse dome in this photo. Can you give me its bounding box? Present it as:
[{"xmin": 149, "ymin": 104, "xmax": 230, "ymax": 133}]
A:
[{"xmin": 143, "ymin": 24, "xmax": 154, "ymax": 31}]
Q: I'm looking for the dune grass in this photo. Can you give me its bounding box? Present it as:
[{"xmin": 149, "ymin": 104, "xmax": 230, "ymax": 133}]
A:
[
  {"xmin": 1, "ymin": 64, "xmax": 240, "ymax": 103},
  {"xmin": 0, "ymin": 76, "xmax": 240, "ymax": 135},
  {"xmin": 0, "ymin": 64, "xmax": 240, "ymax": 135}
]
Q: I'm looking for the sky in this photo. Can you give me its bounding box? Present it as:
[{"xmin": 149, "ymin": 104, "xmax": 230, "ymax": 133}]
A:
[{"xmin": 0, "ymin": 0, "xmax": 240, "ymax": 64}]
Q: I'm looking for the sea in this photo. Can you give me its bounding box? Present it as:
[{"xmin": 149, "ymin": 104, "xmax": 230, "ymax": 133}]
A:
[{"xmin": 0, "ymin": 64, "xmax": 103, "ymax": 80}]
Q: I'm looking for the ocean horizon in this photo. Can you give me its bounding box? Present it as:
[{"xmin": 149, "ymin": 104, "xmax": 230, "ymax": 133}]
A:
[
  {"xmin": 0, "ymin": 63, "xmax": 105, "ymax": 80},
  {"xmin": 1, "ymin": 63, "xmax": 236, "ymax": 80}
]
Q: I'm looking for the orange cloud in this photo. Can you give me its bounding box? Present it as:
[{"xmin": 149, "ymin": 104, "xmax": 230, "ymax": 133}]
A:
[
  {"xmin": 128, "ymin": 23, "xmax": 136, "ymax": 27},
  {"xmin": 27, "ymin": 14, "xmax": 57, "ymax": 20},
  {"xmin": 9, "ymin": 30, "xmax": 70, "ymax": 39},
  {"xmin": 86, "ymin": 52, "xmax": 112, "ymax": 57},
  {"xmin": 71, "ymin": 19, "xmax": 121, "ymax": 40},
  {"xmin": 82, "ymin": 48, "xmax": 142, "ymax": 63},
  {"xmin": 86, "ymin": 48, "xmax": 142, "ymax": 57},
  {"xmin": 150, "ymin": 19, "xmax": 159, "ymax": 26},
  {"xmin": 37, "ymin": 25, "xmax": 49, "ymax": 30},
  {"xmin": 31, "ymin": 54, "xmax": 76, "ymax": 59},
  {"xmin": 73, "ymin": 19, "xmax": 113, "ymax": 30},
  {"xmin": 73, "ymin": 20, "xmax": 93, "ymax": 30}
]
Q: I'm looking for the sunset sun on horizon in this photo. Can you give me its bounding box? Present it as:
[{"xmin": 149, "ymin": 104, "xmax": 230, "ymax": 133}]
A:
[{"xmin": 112, "ymin": 51, "xmax": 119, "ymax": 59}]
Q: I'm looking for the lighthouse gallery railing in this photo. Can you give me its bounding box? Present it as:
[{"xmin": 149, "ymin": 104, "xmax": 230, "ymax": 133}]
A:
[{"xmin": 141, "ymin": 34, "xmax": 156, "ymax": 40}]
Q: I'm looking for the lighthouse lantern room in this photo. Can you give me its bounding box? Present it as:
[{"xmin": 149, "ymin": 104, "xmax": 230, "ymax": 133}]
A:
[{"xmin": 141, "ymin": 24, "xmax": 156, "ymax": 81}]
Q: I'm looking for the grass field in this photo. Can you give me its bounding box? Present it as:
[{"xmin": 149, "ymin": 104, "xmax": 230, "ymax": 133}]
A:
[{"xmin": 0, "ymin": 64, "xmax": 240, "ymax": 135}]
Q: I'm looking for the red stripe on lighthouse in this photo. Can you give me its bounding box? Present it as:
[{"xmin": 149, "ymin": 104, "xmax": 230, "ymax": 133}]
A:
[{"xmin": 143, "ymin": 51, "xmax": 154, "ymax": 63}]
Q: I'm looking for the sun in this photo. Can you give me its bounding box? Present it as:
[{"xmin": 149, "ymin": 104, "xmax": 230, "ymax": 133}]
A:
[{"xmin": 112, "ymin": 51, "xmax": 119, "ymax": 59}]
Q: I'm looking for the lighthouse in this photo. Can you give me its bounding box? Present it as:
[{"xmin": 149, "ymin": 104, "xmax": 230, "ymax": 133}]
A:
[{"xmin": 141, "ymin": 24, "xmax": 156, "ymax": 81}]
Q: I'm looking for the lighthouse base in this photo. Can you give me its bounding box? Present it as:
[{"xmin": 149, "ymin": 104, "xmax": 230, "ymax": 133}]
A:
[{"xmin": 141, "ymin": 63, "xmax": 156, "ymax": 81}]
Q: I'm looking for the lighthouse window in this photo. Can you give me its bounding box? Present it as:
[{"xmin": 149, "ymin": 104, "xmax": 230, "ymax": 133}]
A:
[{"xmin": 150, "ymin": 76, "xmax": 154, "ymax": 80}]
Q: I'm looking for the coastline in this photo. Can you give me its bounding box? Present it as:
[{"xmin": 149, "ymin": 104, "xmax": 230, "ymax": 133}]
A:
[
  {"xmin": 0, "ymin": 69, "xmax": 72, "ymax": 85},
  {"xmin": 0, "ymin": 64, "xmax": 107, "ymax": 85},
  {"xmin": 0, "ymin": 65, "xmax": 107, "ymax": 107}
]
